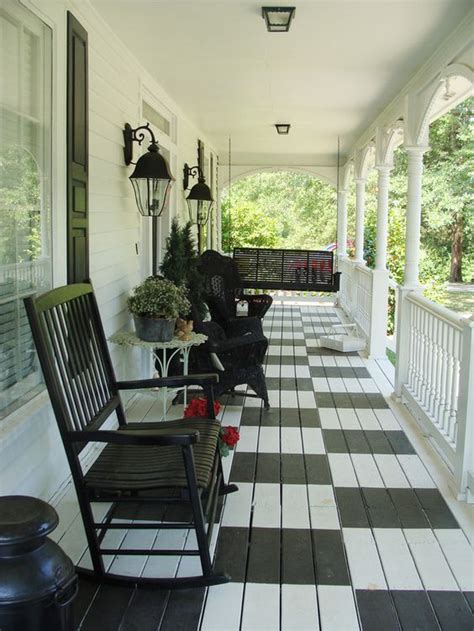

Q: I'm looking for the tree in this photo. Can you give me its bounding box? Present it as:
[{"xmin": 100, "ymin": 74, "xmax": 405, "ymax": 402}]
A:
[
  {"xmin": 0, "ymin": 147, "xmax": 42, "ymax": 265},
  {"xmin": 423, "ymin": 98, "xmax": 473, "ymax": 282},
  {"xmin": 221, "ymin": 171, "xmax": 338, "ymax": 251},
  {"xmin": 221, "ymin": 200, "xmax": 279, "ymax": 251}
]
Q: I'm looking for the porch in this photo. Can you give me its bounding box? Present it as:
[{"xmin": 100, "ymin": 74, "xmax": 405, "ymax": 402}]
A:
[
  {"xmin": 47, "ymin": 297, "xmax": 474, "ymax": 631},
  {"xmin": 1, "ymin": 0, "xmax": 474, "ymax": 629}
]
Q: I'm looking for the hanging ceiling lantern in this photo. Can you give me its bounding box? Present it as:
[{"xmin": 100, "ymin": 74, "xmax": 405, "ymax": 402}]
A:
[
  {"xmin": 183, "ymin": 164, "xmax": 214, "ymax": 226},
  {"xmin": 275, "ymin": 123, "xmax": 291, "ymax": 135},
  {"xmin": 262, "ymin": 7, "xmax": 295, "ymax": 32},
  {"xmin": 123, "ymin": 123, "xmax": 175, "ymax": 217}
]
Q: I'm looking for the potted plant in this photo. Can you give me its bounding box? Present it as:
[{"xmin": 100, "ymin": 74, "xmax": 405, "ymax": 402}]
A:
[{"xmin": 127, "ymin": 276, "xmax": 190, "ymax": 342}]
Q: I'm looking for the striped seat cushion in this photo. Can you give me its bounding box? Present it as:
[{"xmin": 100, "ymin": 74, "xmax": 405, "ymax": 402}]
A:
[{"xmin": 84, "ymin": 418, "xmax": 221, "ymax": 492}]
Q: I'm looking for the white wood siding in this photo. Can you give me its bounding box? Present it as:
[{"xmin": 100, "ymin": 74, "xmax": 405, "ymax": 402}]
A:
[{"xmin": 0, "ymin": 0, "xmax": 219, "ymax": 500}]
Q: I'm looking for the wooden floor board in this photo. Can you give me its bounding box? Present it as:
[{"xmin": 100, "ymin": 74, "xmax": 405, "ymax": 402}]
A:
[{"xmin": 48, "ymin": 298, "xmax": 471, "ymax": 631}]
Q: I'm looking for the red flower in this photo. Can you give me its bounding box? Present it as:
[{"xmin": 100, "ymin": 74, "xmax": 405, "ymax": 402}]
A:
[
  {"xmin": 220, "ymin": 426, "xmax": 240, "ymax": 447},
  {"xmin": 184, "ymin": 397, "xmax": 221, "ymax": 418}
]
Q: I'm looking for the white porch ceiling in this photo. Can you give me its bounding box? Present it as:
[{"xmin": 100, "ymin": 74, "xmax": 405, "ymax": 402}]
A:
[{"xmin": 91, "ymin": 0, "xmax": 472, "ymax": 166}]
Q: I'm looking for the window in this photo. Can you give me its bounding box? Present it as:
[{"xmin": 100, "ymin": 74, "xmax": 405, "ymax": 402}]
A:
[
  {"xmin": 143, "ymin": 101, "xmax": 171, "ymax": 137},
  {"xmin": 0, "ymin": 0, "xmax": 52, "ymax": 418}
]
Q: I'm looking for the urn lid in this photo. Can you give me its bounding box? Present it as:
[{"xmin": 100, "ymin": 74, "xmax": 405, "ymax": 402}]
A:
[{"xmin": 0, "ymin": 496, "xmax": 59, "ymax": 547}]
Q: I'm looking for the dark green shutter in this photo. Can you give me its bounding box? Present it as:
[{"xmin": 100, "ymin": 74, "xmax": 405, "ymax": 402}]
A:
[{"xmin": 67, "ymin": 12, "xmax": 89, "ymax": 283}]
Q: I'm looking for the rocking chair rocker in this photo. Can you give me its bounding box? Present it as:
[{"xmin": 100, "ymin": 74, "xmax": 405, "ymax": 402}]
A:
[{"xmin": 24, "ymin": 282, "xmax": 237, "ymax": 589}]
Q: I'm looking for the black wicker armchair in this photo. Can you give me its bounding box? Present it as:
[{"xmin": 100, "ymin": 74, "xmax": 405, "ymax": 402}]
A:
[
  {"xmin": 198, "ymin": 250, "xmax": 273, "ymax": 333},
  {"xmin": 190, "ymin": 307, "xmax": 270, "ymax": 409}
]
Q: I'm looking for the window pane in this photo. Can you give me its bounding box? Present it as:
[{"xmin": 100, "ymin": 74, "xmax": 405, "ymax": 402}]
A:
[
  {"xmin": 143, "ymin": 101, "xmax": 170, "ymax": 137},
  {"xmin": 0, "ymin": 0, "xmax": 52, "ymax": 418}
]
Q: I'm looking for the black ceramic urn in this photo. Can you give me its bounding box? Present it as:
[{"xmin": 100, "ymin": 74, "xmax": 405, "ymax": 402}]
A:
[{"xmin": 0, "ymin": 495, "xmax": 78, "ymax": 631}]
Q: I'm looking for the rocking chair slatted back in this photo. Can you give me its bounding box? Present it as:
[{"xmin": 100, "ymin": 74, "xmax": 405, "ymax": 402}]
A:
[{"xmin": 24, "ymin": 282, "xmax": 124, "ymax": 447}]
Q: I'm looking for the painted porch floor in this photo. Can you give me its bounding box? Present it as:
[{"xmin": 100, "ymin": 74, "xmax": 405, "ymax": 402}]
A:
[{"xmin": 52, "ymin": 299, "xmax": 473, "ymax": 631}]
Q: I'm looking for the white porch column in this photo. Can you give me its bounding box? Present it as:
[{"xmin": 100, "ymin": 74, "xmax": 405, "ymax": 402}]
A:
[
  {"xmin": 337, "ymin": 189, "xmax": 348, "ymax": 257},
  {"xmin": 394, "ymin": 145, "xmax": 428, "ymax": 395},
  {"xmin": 354, "ymin": 178, "xmax": 366, "ymax": 262},
  {"xmin": 375, "ymin": 165, "xmax": 391, "ymax": 270},
  {"xmin": 403, "ymin": 146, "xmax": 427, "ymax": 287},
  {"xmin": 365, "ymin": 165, "xmax": 392, "ymax": 358}
]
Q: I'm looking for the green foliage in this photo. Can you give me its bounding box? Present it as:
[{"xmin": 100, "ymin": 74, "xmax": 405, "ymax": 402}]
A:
[
  {"xmin": 221, "ymin": 172, "xmax": 337, "ymax": 251},
  {"xmin": 160, "ymin": 218, "xmax": 186, "ymax": 285},
  {"xmin": 361, "ymin": 97, "xmax": 473, "ymax": 328},
  {"xmin": 127, "ymin": 276, "xmax": 190, "ymax": 320},
  {"xmin": 422, "ymin": 98, "xmax": 473, "ymax": 285},
  {"xmin": 221, "ymin": 200, "xmax": 279, "ymax": 250},
  {"xmin": 160, "ymin": 219, "xmax": 207, "ymax": 319},
  {"xmin": 0, "ymin": 147, "xmax": 43, "ymax": 265}
]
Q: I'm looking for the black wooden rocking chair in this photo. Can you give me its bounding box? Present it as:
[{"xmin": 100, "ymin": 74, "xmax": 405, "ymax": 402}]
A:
[{"xmin": 24, "ymin": 282, "xmax": 237, "ymax": 589}]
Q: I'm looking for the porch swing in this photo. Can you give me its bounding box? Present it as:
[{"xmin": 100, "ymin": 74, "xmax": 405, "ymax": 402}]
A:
[{"xmin": 230, "ymin": 139, "xmax": 341, "ymax": 293}]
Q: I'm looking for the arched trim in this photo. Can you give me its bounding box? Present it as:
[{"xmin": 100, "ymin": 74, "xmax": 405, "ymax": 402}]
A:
[
  {"xmin": 376, "ymin": 121, "xmax": 404, "ymax": 168},
  {"xmin": 220, "ymin": 165, "xmax": 336, "ymax": 195},
  {"xmin": 415, "ymin": 63, "xmax": 474, "ymax": 145},
  {"xmin": 341, "ymin": 161, "xmax": 353, "ymax": 191},
  {"xmin": 353, "ymin": 143, "xmax": 375, "ymax": 180}
]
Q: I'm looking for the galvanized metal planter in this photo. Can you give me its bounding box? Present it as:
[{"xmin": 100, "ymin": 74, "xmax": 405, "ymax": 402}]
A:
[{"xmin": 133, "ymin": 314, "xmax": 176, "ymax": 342}]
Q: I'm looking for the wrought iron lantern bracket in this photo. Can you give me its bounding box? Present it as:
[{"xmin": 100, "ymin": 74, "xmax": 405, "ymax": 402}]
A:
[{"xmin": 123, "ymin": 122, "xmax": 158, "ymax": 165}]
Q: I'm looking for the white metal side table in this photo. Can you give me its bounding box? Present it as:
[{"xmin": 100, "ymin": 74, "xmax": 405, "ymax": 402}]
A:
[{"xmin": 109, "ymin": 330, "xmax": 207, "ymax": 420}]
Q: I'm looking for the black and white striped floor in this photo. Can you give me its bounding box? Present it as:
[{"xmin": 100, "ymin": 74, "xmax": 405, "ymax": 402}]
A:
[
  {"xmin": 201, "ymin": 302, "xmax": 473, "ymax": 631},
  {"xmin": 56, "ymin": 299, "xmax": 473, "ymax": 630}
]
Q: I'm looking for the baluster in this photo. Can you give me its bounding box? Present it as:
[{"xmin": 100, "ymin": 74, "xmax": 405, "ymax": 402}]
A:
[
  {"xmin": 407, "ymin": 301, "xmax": 416, "ymax": 389},
  {"xmin": 448, "ymin": 329, "xmax": 461, "ymax": 444},
  {"xmin": 415, "ymin": 304, "xmax": 423, "ymax": 399},
  {"xmin": 418, "ymin": 308, "xmax": 427, "ymax": 404},
  {"xmin": 443, "ymin": 325, "xmax": 454, "ymax": 435},
  {"xmin": 438, "ymin": 321, "xmax": 449, "ymax": 431},
  {"xmin": 411, "ymin": 302, "xmax": 420, "ymax": 394},
  {"xmin": 424, "ymin": 311, "xmax": 435, "ymax": 411},
  {"xmin": 420, "ymin": 309, "xmax": 428, "ymax": 406},
  {"xmin": 423, "ymin": 310, "xmax": 431, "ymax": 405},
  {"xmin": 431, "ymin": 316, "xmax": 442, "ymax": 420}
]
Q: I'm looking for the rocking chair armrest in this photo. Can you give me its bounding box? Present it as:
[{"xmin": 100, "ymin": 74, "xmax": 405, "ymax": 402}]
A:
[
  {"xmin": 116, "ymin": 373, "xmax": 219, "ymax": 391},
  {"xmin": 67, "ymin": 428, "xmax": 200, "ymax": 446}
]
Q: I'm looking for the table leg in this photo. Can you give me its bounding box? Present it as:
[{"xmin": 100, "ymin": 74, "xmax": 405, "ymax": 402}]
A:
[
  {"xmin": 162, "ymin": 347, "xmax": 167, "ymax": 421},
  {"xmin": 182, "ymin": 347, "xmax": 190, "ymax": 408}
]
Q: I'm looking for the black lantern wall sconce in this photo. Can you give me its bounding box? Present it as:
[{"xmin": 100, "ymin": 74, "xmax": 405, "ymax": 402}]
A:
[
  {"xmin": 183, "ymin": 164, "xmax": 214, "ymax": 226},
  {"xmin": 262, "ymin": 7, "xmax": 295, "ymax": 32},
  {"xmin": 123, "ymin": 122, "xmax": 175, "ymax": 274},
  {"xmin": 183, "ymin": 141, "xmax": 214, "ymax": 252},
  {"xmin": 123, "ymin": 122, "xmax": 175, "ymax": 217}
]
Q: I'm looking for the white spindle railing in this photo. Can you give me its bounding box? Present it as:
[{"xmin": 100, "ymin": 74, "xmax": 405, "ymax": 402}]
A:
[
  {"xmin": 338, "ymin": 258, "xmax": 389, "ymax": 358},
  {"xmin": 401, "ymin": 292, "xmax": 473, "ymax": 497},
  {"xmin": 405, "ymin": 294, "xmax": 462, "ymax": 445},
  {"xmin": 337, "ymin": 258, "xmax": 355, "ymax": 315},
  {"xmin": 354, "ymin": 265, "xmax": 372, "ymax": 338}
]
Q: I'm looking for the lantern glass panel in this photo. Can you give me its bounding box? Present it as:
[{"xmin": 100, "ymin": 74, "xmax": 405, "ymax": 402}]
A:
[
  {"xmin": 187, "ymin": 198, "xmax": 213, "ymax": 225},
  {"xmin": 130, "ymin": 178, "xmax": 172, "ymax": 217}
]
